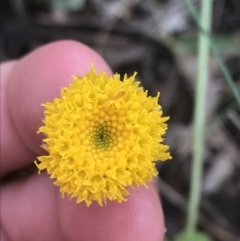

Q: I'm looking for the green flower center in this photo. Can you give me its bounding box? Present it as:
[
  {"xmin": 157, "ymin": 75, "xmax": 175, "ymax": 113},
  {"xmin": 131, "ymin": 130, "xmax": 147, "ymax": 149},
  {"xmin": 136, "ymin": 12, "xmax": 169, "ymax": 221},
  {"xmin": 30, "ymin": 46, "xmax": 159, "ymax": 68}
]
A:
[{"xmin": 91, "ymin": 124, "xmax": 114, "ymax": 150}]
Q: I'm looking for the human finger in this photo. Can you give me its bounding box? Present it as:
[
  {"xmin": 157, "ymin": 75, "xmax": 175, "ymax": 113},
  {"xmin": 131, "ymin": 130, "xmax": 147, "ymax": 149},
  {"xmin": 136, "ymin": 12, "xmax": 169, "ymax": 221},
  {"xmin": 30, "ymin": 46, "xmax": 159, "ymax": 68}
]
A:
[{"xmin": 1, "ymin": 40, "xmax": 111, "ymax": 176}]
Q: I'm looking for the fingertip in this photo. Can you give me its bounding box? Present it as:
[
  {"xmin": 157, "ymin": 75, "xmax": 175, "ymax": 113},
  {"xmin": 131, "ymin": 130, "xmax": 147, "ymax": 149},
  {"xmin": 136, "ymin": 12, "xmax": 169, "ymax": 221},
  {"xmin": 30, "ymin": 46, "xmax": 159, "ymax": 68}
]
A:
[
  {"xmin": 8, "ymin": 40, "xmax": 112, "ymax": 151},
  {"xmin": 59, "ymin": 182, "xmax": 165, "ymax": 241},
  {"xmin": 3, "ymin": 40, "xmax": 111, "ymax": 174},
  {"xmin": 2, "ymin": 174, "xmax": 165, "ymax": 241}
]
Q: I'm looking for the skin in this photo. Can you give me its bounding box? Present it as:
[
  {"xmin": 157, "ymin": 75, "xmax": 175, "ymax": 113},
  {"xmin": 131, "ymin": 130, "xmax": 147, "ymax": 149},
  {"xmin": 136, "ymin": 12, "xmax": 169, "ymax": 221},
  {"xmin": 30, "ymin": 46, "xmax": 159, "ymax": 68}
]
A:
[{"xmin": 0, "ymin": 40, "xmax": 165, "ymax": 241}]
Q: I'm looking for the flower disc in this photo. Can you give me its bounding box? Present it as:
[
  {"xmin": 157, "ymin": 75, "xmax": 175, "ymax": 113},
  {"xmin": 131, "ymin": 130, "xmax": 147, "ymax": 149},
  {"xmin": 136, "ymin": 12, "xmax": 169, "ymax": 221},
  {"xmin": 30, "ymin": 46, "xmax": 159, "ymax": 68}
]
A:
[{"xmin": 36, "ymin": 66, "xmax": 171, "ymax": 206}]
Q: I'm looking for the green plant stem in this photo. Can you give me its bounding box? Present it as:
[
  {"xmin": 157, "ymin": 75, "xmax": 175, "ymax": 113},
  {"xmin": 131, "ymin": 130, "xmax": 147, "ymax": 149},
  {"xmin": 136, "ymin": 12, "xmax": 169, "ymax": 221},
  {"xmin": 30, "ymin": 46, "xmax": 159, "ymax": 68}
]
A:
[
  {"xmin": 186, "ymin": 0, "xmax": 213, "ymax": 240},
  {"xmin": 184, "ymin": 0, "xmax": 240, "ymax": 109}
]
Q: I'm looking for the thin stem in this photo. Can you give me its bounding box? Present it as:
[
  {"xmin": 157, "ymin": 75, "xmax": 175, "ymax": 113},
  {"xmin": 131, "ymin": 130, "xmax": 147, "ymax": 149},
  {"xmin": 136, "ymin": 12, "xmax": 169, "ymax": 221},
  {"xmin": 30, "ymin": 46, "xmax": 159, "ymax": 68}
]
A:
[
  {"xmin": 184, "ymin": 0, "xmax": 240, "ymax": 108},
  {"xmin": 186, "ymin": 0, "xmax": 213, "ymax": 239}
]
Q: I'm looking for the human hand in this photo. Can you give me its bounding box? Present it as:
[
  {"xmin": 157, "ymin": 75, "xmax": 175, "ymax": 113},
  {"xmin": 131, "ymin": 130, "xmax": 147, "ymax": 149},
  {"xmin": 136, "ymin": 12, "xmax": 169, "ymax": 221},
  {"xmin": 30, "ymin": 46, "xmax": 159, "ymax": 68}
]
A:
[{"xmin": 1, "ymin": 40, "xmax": 165, "ymax": 241}]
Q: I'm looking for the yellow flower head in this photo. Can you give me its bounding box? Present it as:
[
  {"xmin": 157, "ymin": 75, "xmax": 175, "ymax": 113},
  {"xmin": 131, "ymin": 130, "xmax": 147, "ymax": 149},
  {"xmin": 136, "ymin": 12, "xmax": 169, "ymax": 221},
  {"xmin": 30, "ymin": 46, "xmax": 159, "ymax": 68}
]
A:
[{"xmin": 35, "ymin": 66, "xmax": 171, "ymax": 206}]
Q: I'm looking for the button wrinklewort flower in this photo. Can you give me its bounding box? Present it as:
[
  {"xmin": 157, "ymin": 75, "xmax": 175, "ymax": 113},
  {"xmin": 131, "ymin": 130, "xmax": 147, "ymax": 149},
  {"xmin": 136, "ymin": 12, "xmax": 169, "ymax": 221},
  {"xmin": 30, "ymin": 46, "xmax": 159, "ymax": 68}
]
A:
[{"xmin": 35, "ymin": 66, "xmax": 171, "ymax": 206}]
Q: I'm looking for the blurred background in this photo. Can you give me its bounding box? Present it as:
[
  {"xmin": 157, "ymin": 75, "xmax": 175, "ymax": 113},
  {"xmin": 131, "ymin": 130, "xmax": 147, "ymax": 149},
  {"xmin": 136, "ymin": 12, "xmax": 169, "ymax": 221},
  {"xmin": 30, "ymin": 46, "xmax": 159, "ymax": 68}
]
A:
[{"xmin": 1, "ymin": 0, "xmax": 240, "ymax": 240}]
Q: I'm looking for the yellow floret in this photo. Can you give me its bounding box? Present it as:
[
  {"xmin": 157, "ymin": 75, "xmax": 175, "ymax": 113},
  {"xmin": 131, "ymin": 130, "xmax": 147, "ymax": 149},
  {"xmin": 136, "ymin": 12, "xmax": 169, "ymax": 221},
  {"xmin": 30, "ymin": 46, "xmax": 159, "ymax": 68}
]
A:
[{"xmin": 35, "ymin": 66, "xmax": 171, "ymax": 206}]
